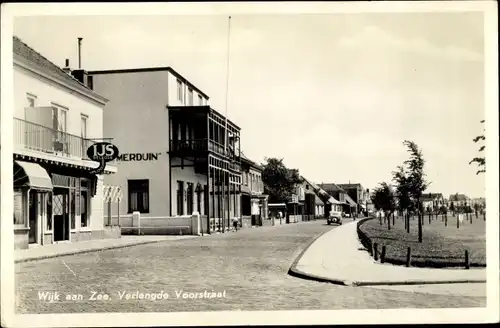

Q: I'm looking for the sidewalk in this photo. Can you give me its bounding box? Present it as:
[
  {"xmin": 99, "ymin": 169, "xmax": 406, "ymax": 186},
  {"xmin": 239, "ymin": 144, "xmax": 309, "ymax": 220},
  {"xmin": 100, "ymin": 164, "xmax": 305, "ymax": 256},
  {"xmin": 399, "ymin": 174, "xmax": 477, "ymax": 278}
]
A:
[
  {"xmin": 289, "ymin": 219, "xmax": 486, "ymax": 286},
  {"xmin": 15, "ymin": 235, "xmax": 197, "ymax": 263}
]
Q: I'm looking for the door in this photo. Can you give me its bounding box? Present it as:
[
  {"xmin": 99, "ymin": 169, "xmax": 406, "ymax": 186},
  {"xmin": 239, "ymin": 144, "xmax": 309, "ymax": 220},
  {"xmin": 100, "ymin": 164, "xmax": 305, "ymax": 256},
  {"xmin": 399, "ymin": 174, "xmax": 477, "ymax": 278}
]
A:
[
  {"xmin": 28, "ymin": 192, "xmax": 37, "ymax": 244},
  {"xmin": 53, "ymin": 188, "xmax": 70, "ymax": 242}
]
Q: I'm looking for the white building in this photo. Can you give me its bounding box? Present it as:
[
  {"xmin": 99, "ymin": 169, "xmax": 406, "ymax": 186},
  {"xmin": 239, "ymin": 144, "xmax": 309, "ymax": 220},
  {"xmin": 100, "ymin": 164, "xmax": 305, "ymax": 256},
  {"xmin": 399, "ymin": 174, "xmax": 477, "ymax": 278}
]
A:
[
  {"xmin": 88, "ymin": 67, "xmax": 242, "ymax": 234},
  {"xmin": 11, "ymin": 36, "xmax": 117, "ymax": 249}
]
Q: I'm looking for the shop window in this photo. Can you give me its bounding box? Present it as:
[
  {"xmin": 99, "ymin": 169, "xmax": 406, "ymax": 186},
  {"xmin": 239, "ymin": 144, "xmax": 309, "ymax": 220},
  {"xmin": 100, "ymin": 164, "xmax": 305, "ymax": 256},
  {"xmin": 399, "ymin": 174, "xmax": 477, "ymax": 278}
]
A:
[
  {"xmin": 128, "ymin": 179, "xmax": 150, "ymax": 213},
  {"xmin": 13, "ymin": 189, "xmax": 25, "ymax": 226}
]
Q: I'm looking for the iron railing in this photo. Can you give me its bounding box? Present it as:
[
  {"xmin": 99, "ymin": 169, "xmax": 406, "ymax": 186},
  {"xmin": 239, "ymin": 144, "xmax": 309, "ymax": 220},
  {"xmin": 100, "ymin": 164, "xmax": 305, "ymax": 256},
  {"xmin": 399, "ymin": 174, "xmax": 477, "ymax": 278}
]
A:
[
  {"xmin": 14, "ymin": 118, "xmax": 94, "ymax": 160},
  {"xmin": 170, "ymin": 138, "xmax": 240, "ymax": 161}
]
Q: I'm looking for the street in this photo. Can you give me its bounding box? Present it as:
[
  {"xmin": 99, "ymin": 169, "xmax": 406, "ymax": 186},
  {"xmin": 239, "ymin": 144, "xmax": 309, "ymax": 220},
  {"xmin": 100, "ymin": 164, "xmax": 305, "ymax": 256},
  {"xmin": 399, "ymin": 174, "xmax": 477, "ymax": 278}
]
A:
[{"xmin": 15, "ymin": 221, "xmax": 486, "ymax": 313}]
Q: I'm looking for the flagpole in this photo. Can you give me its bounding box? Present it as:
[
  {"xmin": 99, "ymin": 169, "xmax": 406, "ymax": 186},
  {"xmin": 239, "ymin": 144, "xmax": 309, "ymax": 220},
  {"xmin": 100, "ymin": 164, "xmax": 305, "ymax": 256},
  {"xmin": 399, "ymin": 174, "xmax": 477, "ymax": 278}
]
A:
[{"xmin": 222, "ymin": 15, "xmax": 232, "ymax": 232}]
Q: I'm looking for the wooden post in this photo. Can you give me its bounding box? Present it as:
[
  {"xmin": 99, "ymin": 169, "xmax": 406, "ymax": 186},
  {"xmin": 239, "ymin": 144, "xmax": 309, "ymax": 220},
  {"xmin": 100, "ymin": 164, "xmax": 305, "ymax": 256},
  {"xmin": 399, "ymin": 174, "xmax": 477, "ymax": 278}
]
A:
[
  {"xmin": 381, "ymin": 245, "xmax": 386, "ymax": 263},
  {"xmin": 445, "ymin": 215, "xmax": 448, "ymax": 227},
  {"xmin": 406, "ymin": 214, "xmax": 410, "ymax": 233},
  {"xmin": 457, "ymin": 215, "xmax": 460, "ymax": 229},
  {"xmin": 387, "ymin": 212, "xmax": 391, "ymax": 231},
  {"xmin": 465, "ymin": 250, "xmax": 470, "ymax": 269},
  {"xmin": 428, "ymin": 212, "xmax": 431, "ymax": 224},
  {"xmin": 392, "ymin": 213, "xmax": 395, "ymax": 226},
  {"xmin": 406, "ymin": 247, "xmax": 412, "ymax": 267},
  {"xmin": 418, "ymin": 214, "xmax": 423, "ymax": 243},
  {"xmin": 373, "ymin": 243, "xmax": 379, "ymax": 261}
]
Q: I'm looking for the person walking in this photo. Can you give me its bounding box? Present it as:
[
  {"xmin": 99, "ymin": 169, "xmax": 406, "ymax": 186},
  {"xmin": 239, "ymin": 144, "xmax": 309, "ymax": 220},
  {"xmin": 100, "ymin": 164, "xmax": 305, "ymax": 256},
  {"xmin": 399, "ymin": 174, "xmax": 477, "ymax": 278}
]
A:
[{"xmin": 232, "ymin": 217, "xmax": 239, "ymax": 232}]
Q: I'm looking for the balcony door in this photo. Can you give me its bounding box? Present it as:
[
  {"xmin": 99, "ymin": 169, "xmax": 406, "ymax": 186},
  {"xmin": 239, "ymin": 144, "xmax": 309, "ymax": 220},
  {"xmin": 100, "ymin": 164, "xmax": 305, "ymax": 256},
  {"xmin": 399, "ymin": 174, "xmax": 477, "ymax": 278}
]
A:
[{"xmin": 52, "ymin": 106, "xmax": 68, "ymax": 154}]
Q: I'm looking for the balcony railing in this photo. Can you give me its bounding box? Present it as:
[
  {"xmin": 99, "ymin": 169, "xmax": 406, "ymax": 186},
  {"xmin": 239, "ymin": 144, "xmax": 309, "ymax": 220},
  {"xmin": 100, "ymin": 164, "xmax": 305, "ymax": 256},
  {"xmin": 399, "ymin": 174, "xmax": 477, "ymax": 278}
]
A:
[
  {"xmin": 170, "ymin": 138, "xmax": 240, "ymax": 160},
  {"xmin": 14, "ymin": 118, "xmax": 94, "ymax": 160}
]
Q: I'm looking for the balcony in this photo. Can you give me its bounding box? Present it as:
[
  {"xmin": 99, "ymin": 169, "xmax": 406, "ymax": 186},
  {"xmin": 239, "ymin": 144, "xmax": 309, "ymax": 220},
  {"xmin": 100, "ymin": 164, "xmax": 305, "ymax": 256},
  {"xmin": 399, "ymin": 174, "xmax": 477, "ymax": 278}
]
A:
[
  {"xmin": 14, "ymin": 118, "xmax": 94, "ymax": 160},
  {"xmin": 170, "ymin": 138, "xmax": 240, "ymax": 160}
]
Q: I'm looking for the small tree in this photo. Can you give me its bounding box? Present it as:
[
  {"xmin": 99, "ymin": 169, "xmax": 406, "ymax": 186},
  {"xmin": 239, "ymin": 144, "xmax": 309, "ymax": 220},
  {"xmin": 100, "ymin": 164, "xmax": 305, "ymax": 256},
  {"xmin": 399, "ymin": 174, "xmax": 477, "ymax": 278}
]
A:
[
  {"xmin": 371, "ymin": 182, "xmax": 397, "ymax": 230},
  {"xmin": 469, "ymin": 120, "xmax": 486, "ymax": 175},
  {"xmin": 403, "ymin": 140, "xmax": 430, "ymax": 243},
  {"xmin": 261, "ymin": 158, "xmax": 302, "ymax": 203}
]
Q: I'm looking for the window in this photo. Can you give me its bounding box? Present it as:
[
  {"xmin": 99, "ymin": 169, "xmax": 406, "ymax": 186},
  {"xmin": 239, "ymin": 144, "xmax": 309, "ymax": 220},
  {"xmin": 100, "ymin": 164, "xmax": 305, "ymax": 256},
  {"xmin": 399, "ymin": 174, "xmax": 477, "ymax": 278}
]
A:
[
  {"xmin": 52, "ymin": 106, "xmax": 68, "ymax": 133},
  {"xmin": 176, "ymin": 181, "xmax": 184, "ymax": 215},
  {"xmin": 177, "ymin": 79, "xmax": 183, "ymax": 102},
  {"xmin": 198, "ymin": 95, "xmax": 203, "ymax": 106},
  {"xmin": 186, "ymin": 183, "xmax": 194, "ymax": 215},
  {"xmin": 128, "ymin": 179, "xmax": 149, "ymax": 213},
  {"xmin": 196, "ymin": 184, "xmax": 202, "ymax": 213},
  {"xmin": 87, "ymin": 75, "xmax": 93, "ymax": 90},
  {"xmin": 188, "ymin": 88, "xmax": 193, "ymax": 106},
  {"xmin": 13, "ymin": 189, "xmax": 25, "ymax": 226},
  {"xmin": 46, "ymin": 194, "xmax": 52, "ymax": 231},
  {"xmin": 81, "ymin": 115, "xmax": 88, "ymax": 139}
]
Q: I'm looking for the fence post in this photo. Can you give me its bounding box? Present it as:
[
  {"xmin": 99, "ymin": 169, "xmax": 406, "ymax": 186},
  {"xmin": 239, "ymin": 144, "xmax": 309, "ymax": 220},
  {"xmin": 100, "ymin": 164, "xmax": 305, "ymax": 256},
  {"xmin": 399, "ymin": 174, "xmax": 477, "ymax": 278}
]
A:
[
  {"xmin": 373, "ymin": 243, "xmax": 379, "ymax": 261},
  {"xmin": 392, "ymin": 213, "xmax": 395, "ymax": 226},
  {"xmin": 381, "ymin": 245, "xmax": 386, "ymax": 263},
  {"xmin": 465, "ymin": 250, "xmax": 470, "ymax": 269},
  {"xmin": 428, "ymin": 212, "xmax": 431, "ymax": 224},
  {"xmin": 457, "ymin": 214, "xmax": 460, "ymax": 229},
  {"xmin": 406, "ymin": 247, "xmax": 412, "ymax": 267},
  {"xmin": 445, "ymin": 215, "xmax": 448, "ymax": 227}
]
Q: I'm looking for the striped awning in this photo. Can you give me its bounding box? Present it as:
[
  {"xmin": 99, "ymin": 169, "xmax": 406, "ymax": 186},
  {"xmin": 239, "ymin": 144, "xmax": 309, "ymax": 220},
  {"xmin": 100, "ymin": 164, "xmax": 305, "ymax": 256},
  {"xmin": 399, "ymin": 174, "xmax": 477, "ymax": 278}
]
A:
[{"xmin": 14, "ymin": 160, "xmax": 53, "ymax": 191}]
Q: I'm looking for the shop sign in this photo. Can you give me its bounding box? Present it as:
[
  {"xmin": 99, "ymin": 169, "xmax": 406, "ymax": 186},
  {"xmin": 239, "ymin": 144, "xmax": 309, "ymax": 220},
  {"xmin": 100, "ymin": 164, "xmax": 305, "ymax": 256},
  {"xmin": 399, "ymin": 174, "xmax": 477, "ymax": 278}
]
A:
[{"xmin": 87, "ymin": 142, "xmax": 120, "ymax": 174}]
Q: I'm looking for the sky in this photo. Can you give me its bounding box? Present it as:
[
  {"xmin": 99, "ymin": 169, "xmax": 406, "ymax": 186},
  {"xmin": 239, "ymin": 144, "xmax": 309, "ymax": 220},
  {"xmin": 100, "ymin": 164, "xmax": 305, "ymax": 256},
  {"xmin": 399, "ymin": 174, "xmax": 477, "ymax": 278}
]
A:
[{"xmin": 13, "ymin": 11, "xmax": 487, "ymax": 198}]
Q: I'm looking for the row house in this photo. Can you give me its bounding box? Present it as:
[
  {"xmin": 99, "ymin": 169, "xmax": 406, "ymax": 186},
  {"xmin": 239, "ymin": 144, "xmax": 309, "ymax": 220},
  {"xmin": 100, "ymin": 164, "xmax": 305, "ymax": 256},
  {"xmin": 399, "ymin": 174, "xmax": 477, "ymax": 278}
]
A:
[
  {"xmin": 337, "ymin": 183, "xmax": 369, "ymax": 214},
  {"xmin": 88, "ymin": 66, "xmax": 242, "ymax": 233},
  {"xmin": 301, "ymin": 177, "xmax": 324, "ymax": 221},
  {"xmin": 318, "ymin": 183, "xmax": 357, "ymax": 216},
  {"xmin": 240, "ymin": 153, "xmax": 268, "ymax": 226},
  {"xmin": 11, "ymin": 36, "xmax": 117, "ymax": 249}
]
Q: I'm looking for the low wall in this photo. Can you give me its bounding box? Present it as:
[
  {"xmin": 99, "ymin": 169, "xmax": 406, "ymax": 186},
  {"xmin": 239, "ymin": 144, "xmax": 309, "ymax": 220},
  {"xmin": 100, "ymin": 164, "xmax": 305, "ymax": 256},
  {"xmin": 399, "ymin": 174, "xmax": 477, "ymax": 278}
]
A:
[
  {"xmin": 356, "ymin": 217, "xmax": 374, "ymax": 254},
  {"xmin": 14, "ymin": 227, "xmax": 29, "ymax": 250},
  {"xmin": 111, "ymin": 213, "xmax": 200, "ymax": 236}
]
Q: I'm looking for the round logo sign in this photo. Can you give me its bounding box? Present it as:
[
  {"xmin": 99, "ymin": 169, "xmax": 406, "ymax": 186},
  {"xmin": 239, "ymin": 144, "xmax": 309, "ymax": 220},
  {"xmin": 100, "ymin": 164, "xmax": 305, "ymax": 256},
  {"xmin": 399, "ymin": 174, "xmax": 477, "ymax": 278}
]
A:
[{"xmin": 87, "ymin": 142, "xmax": 119, "ymax": 162}]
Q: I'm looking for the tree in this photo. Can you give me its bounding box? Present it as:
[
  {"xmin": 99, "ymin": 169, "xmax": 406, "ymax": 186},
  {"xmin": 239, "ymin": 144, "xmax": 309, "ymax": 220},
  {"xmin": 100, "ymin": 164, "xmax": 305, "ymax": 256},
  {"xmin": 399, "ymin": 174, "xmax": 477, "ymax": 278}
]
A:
[
  {"xmin": 261, "ymin": 158, "xmax": 302, "ymax": 203},
  {"xmin": 392, "ymin": 165, "xmax": 413, "ymax": 214},
  {"xmin": 402, "ymin": 140, "xmax": 430, "ymax": 242},
  {"xmin": 450, "ymin": 201, "xmax": 456, "ymax": 216},
  {"xmin": 371, "ymin": 182, "xmax": 396, "ymax": 230},
  {"xmin": 469, "ymin": 120, "xmax": 485, "ymax": 175}
]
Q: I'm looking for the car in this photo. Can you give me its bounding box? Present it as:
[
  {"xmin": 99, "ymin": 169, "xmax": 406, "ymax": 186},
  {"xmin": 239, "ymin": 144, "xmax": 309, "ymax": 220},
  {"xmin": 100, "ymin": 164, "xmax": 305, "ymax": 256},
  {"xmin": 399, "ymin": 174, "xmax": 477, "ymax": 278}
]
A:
[{"xmin": 327, "ymin": 212, "xmax": 343, "ymax": 225}]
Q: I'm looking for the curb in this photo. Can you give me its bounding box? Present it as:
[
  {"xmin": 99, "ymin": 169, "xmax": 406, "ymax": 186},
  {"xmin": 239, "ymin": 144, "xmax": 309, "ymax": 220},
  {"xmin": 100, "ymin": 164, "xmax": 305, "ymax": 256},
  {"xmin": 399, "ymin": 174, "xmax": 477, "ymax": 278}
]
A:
[
  {"xmin": 15, "ymin": 238, "xmax": 192, "ymax": 264},
  {"xmin": 287, "ymin": 226, "xmax": 349, "ymax": 286},
  {"xmin": 351, "ymin": 279, "xmax": 486, "ymax": 287}
]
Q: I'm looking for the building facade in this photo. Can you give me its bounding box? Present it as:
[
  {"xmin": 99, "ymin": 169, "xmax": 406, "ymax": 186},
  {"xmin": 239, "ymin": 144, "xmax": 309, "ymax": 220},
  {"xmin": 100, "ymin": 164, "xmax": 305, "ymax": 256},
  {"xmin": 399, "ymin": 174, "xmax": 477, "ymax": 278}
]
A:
[
  {"xmin": 88, "ymin": 67, "xmax": 242, "ymax": 233},
  {"xmin": 240, "ymin": 153, "xmax": 268, "ymax": 226},
  {"xmin": 420, "ymin": 193, "xmax": 445, "ymax": 212},
  {"xmin": 337, "ymin": 183, "xmax": 368, "ymax": 214},
  {"xmin": 11, "ymin": 36, "xmax": 117, "ymax": 250}
]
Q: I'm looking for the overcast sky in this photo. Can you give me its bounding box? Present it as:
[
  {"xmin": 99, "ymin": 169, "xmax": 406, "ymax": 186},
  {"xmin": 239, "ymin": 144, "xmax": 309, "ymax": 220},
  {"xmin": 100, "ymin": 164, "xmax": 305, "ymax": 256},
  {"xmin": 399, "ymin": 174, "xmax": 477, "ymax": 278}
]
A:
[{"xmin": 14, "ymin": 11, "xmax": 486, "ymax": 198}]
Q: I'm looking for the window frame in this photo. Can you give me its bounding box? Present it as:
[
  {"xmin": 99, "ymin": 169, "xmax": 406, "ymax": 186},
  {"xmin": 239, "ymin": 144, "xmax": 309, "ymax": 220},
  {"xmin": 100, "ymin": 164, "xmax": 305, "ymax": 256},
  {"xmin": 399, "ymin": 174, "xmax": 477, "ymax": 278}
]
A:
[
  {"xmin": 127, "ymin": 179, "xmax": 150, "ymax": 214},
  {"xmin": 176, "ymin": 79, "xmax": 183, "ymax": 102},
  {"xmin": 176, "ymin": 181, "xmax": 184, "ymax": 216},
  {"xmin": 188, "ymin": 88, "xmax": 194, "ymax": 106}
]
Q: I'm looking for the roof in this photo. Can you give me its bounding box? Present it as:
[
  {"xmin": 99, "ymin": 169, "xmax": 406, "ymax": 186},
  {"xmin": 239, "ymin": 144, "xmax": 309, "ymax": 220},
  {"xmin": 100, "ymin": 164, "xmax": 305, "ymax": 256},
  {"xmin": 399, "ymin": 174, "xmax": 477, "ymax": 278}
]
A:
[
  {"xmin": 240, "ymin": 152, "xmax": 263, "ymax": 171},
  {"xmin": 317, "ymin": 183, "xmax": 346, "ymax": 193},
  {"xmin": 13, "ymin": 36, "xmax": 107, "ymax": 103},
  {"xmin": 449, "ymin": 194, "xmax": 469, "ymax": 202},
  {"xmin": 345, "ymin": 194, "xmax": 357, "ymax": 207},
  {"xmin": 88, "ymin": 66, "xmax": 209, "ymax": 99},
  {"xmin": 337, "ymin": 183, "xmax": 364, "ymax": 190},
  {"xmin": 421, "ymin": 193, "xmax": 444, "ymax": 201}
]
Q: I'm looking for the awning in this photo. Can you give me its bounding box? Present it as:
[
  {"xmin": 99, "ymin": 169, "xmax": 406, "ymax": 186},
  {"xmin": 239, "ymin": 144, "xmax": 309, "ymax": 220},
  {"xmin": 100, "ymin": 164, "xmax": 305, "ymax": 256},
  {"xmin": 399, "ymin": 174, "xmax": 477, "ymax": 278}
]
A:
[
  {"xmin": 345, "ymin": 195, "xmax": 357, "ymax": 207},
  {"xmin": 14, "ymin": 160, "xmax": 53, "ymax": 191}
]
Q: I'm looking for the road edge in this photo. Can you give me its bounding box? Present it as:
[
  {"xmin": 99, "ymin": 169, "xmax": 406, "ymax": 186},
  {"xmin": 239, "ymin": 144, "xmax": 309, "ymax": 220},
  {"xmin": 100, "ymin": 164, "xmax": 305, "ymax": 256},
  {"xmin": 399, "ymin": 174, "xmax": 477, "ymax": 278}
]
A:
[{"xmin": 287, "ymin": 224, "xmax": 349, "ymax": 286}]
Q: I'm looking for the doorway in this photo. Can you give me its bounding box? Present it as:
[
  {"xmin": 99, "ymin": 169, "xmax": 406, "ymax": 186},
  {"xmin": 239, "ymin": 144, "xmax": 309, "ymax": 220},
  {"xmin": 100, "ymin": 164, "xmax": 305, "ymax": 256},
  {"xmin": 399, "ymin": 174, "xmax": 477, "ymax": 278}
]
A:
[
  {"xmin": 53, "ymin": 188, "xmax": 70, "ymax": 242},
  {"xmin": 28, "ymin": 192, "xmax": 37, "ymax": 244}
]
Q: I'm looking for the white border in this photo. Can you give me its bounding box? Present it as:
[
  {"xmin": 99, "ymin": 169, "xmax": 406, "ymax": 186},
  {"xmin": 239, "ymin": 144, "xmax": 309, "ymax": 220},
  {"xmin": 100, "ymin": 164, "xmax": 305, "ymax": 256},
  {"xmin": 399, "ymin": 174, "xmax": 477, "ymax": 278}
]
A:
[{"xmin": 1, "ymin": 1, "xmax": 499, "ymax": 327}]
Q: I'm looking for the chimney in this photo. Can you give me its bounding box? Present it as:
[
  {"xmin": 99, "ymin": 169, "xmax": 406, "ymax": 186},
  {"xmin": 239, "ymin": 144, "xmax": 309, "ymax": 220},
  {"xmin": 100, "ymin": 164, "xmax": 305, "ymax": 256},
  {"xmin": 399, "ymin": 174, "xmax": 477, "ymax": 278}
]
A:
[
  {"xmin": 78, "ymin": 37, "xmax": 83, "ymax": 69},
  {"xmin": 62, "ymin": 58, "xmax": 71, "ymax": 74}
]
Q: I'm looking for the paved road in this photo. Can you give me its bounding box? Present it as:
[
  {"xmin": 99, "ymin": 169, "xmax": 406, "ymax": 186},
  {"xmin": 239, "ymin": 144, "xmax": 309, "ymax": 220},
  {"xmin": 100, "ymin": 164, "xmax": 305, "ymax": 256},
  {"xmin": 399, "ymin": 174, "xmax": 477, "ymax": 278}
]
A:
[{"xmin": 15, "ymin": 220, "xmax": 485, "ymax": 313}]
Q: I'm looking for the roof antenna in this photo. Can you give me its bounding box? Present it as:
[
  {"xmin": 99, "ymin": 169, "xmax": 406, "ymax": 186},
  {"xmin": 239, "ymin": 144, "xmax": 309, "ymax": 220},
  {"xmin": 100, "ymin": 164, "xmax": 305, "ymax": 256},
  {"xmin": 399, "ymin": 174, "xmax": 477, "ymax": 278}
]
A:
[{"xmin": 78, "ymin": 37, "xmax": 83, "ymax": 69}]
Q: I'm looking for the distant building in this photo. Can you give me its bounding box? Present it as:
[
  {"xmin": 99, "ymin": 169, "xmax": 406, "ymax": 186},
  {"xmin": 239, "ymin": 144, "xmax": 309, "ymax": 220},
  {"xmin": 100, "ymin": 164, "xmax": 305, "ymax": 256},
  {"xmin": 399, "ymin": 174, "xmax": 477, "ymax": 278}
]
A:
[
  {"xmin": 337, "ymin": 183, "xmax": 369, "ymax": 214},
  {"xmin": 240, "ymin": 152, "xmax": 268, "ymax": 226},
  {"xmin": 421, "ymin": 193, "xmax": 445, "ymax": 211},
  {"xmin": 449, "ymin": 193, "xmax": 470, "ymax": 206},
  {"xmin": 317, "ymin": 183, "xmax": 357, "ymax": 215}
]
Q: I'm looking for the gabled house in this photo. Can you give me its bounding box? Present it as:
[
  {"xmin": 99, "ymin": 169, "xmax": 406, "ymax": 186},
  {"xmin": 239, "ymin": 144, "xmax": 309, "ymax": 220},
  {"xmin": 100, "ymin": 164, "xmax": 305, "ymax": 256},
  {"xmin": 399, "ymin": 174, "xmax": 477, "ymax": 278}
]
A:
[
  {"xmin": 420, "ymin": 193, "xmax": 445, "ymax": 211},
  {"xmin": 337, "ymin": 183, "xmax": 369, "ymax": 214},
  {"xmin": 317, "ymin": 183, "xmax": 356, "ymax": 216}
]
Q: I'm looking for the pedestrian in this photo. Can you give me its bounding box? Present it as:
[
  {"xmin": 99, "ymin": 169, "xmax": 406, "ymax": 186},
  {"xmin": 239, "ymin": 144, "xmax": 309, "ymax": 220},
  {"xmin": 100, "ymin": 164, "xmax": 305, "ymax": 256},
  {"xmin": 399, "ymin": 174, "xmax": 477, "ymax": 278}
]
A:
[{"xmin": 232, "ymin": 217, "xmax": 239, "ymax": 232}]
